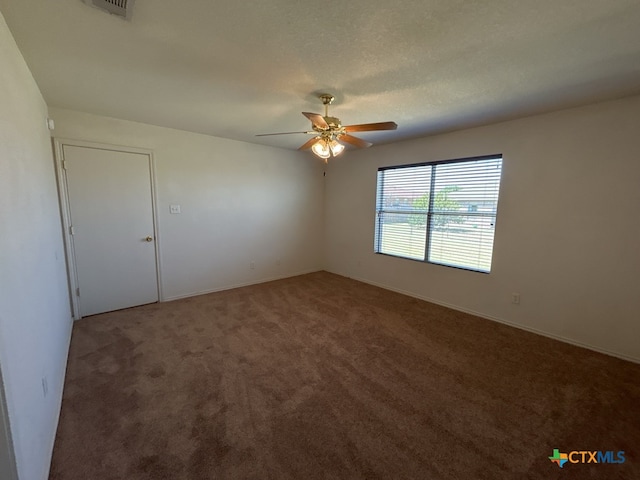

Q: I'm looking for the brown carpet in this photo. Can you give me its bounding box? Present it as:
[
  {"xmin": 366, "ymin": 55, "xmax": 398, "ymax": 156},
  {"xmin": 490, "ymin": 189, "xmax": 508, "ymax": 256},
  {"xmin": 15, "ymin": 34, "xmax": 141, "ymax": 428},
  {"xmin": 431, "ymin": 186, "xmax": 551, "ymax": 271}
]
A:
[{"xmin": 50, "ymin": 271, "xmax": 639, "ymax": 479}]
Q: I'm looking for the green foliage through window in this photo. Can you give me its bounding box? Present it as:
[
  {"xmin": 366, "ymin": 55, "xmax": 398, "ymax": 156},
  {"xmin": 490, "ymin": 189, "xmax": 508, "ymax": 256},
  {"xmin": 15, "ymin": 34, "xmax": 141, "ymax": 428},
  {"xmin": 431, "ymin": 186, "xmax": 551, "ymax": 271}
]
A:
[{"xmin": 409, "ymin": 186, "xmax": 464, "ymax": 227}]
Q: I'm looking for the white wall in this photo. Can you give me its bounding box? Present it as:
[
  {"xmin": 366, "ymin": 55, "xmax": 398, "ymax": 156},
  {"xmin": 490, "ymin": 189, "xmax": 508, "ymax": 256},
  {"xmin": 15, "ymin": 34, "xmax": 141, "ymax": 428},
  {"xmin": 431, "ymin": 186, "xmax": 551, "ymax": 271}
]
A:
[
  {"xmin": 49, "ymin": 108, "xmax": 325, "ymax": 301},
  {"xmin": 0, "ymin": 12, "xmax": 73, "ymax": 480},
  {"xmin": 325, "ymin": 95, "xmax": 640, "ymax": 363}
]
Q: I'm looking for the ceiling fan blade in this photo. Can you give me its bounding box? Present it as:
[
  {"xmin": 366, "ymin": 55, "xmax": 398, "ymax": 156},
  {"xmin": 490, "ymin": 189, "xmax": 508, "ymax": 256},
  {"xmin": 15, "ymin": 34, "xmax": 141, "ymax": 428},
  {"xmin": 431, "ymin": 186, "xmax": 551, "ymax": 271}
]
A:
[
  {"xmin": 298, "ymin": 137, "xmax": 320, "ymax": 151},
  {"xmin": 302, "ymin": 112, "xmax": 329, "ymax": 130},
  {"xmin": 343, "ymin": 121, "xmax": 398, "ymax": 132},
  {"xmin": 338, "ymin": 134, "xmax": 372, "ymax": 148},
  {"xmin": 256, "ymin": 131, "xmax": 312, "ymax": 136}
]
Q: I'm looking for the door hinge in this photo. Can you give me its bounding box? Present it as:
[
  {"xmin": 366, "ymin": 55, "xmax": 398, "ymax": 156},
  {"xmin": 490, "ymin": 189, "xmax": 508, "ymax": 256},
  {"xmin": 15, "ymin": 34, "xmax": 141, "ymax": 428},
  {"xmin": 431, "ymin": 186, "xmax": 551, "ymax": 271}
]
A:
[
  {"xmin": 69, "ymin": 226, "xmax": 75, "ymax": 235},
  {"xmin": 62, "ymin": 160, "xmax": 68, "ymax": 170},
  {"xmin": 76, "ymin": 288, "xmax": 80, "ymax": 297}
]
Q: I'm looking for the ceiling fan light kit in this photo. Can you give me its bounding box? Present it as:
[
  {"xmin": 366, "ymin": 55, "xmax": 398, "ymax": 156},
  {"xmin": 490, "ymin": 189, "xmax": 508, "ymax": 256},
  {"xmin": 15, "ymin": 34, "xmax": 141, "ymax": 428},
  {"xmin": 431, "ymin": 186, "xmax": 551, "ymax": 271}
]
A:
[
  {"xmin": 310, "ymin": 136, "xmax": 345, "ymax": 159},
  {"xmin": 329, "ymin": 139, "xmax": 345, "ymax": 156},
  {"xmin": 257, "ymin": 93, "xmax": 397, "ymax": 162},
  {"xmin": 311, "ymin": 138, "xmax": 331, "ymax": 159}
]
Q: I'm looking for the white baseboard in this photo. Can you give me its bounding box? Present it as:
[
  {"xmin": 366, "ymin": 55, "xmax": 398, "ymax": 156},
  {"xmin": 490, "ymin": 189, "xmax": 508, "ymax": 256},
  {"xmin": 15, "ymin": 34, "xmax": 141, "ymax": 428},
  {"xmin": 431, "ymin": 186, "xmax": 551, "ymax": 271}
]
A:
[
  {"xmin": 335, "ymin": 271, "xmax": 640, "ymax": 365},
  {"xmin": 162, "ymin": 268, "xmax": 323, "ymax": 302}
]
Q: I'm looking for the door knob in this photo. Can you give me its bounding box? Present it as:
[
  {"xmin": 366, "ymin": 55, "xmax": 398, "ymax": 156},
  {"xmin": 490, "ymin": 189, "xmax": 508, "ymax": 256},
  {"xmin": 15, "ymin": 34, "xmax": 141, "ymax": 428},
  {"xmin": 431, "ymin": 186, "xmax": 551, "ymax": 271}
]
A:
[{"xmin": 145, "ymin": 236, "xmax": 153, "ymax": 242}]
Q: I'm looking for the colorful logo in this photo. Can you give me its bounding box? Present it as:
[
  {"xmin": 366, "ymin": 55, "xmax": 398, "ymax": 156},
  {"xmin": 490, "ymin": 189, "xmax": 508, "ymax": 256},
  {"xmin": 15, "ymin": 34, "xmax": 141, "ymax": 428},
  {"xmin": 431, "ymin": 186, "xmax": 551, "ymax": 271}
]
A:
[
  {"xmin": 549, "ymin": 449, "xmax": 568, "ymax": 468},
  {"xmin": 549, "ymin": 449, "xmax": 625, "ymax": 468}
]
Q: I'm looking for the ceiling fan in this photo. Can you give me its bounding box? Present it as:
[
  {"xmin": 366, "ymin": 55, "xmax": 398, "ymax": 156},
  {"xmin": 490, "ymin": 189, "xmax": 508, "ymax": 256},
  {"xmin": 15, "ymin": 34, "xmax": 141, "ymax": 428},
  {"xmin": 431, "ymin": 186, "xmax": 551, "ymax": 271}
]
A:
[{"xmin": 256, "ymin": 94, "xmax": 398, "ymax": 161}]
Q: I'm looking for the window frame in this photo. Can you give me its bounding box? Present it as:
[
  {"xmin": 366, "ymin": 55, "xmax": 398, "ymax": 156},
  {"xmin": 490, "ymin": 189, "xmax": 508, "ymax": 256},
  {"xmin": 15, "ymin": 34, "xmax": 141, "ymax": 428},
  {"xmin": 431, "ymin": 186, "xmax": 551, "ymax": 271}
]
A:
[{"xmin": 374, "ymin": 154, "xmax": 503, "ymax": 273}]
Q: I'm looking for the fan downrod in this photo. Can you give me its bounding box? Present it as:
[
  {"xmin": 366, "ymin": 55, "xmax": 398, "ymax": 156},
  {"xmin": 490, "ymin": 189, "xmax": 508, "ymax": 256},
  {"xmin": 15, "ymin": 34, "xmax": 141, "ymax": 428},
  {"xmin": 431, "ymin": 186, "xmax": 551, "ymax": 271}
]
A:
[{"xmin": 320, "ymin": 94, "xmax": 335, "ymax": 116}]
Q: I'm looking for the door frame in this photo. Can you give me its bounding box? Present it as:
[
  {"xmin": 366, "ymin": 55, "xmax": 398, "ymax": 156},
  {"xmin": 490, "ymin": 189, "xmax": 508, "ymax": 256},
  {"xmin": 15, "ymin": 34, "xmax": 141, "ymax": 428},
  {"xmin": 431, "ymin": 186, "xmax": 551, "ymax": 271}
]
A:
[
  {"xmin": 53, "ymin": 138, "xmax": 163, "ymax": 319},
  {"xmin": 0, "ymin": 366, "xmax": 18, "ymax": 480}
]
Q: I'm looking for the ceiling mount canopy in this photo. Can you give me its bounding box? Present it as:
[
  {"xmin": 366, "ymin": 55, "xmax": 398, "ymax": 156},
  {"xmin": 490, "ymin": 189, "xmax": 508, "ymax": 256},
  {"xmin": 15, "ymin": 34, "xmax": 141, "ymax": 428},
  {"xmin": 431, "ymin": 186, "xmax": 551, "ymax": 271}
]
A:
[{"xmin": 257, "ymin": 93, "xmax": 398, "ymax": 162}]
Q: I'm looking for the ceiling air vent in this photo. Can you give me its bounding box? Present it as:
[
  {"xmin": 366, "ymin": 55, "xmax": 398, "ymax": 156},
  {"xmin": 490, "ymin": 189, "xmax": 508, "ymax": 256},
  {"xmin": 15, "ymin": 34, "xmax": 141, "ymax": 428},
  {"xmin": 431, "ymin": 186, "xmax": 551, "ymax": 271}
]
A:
[{"xmin": 83, "ymin": 0, "xmax": 136, "ymax": 20}]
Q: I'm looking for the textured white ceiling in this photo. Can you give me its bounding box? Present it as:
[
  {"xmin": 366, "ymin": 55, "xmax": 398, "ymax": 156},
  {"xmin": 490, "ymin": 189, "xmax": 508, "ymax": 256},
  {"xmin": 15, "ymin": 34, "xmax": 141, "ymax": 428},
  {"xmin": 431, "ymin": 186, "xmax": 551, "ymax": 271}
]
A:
[{"xmin": 2, "ymin": 0, "xmax": 640, "ymax": 150}]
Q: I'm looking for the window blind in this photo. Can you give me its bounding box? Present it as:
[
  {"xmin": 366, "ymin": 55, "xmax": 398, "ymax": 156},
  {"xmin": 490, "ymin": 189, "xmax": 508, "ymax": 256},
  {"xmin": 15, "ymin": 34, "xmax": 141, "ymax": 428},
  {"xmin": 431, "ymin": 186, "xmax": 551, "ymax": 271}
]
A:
[{"xmin": 375, "ymin": 155, "xmax": 503, "ymax": 273}]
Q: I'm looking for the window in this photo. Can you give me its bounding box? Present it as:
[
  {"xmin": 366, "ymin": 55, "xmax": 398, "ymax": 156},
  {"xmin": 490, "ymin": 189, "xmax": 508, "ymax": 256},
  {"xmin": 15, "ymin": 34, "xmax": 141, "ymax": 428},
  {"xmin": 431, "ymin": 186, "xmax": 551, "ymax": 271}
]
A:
[{"xmin": 374, "ymin": 155, "xmax": 503, "ymax": 273}]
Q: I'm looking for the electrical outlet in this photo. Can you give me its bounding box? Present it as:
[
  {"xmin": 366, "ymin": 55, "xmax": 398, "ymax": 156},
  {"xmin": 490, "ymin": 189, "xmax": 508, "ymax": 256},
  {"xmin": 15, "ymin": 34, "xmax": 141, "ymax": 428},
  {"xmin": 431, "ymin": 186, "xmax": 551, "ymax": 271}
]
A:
[
  {"xmin": 169, "ymin": 204, "xmax": 181, "ymax": 214},
  {"xmin": 511, "ymin": 293, "xmax": 521, "ymax": 305}
]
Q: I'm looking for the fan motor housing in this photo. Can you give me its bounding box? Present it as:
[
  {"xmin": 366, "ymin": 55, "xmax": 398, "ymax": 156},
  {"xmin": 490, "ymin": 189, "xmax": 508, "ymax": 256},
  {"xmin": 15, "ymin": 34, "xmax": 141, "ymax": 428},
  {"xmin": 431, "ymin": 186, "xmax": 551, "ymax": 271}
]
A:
[{"xmin": 323, "ymin": 116, "xmax": 342, "ymax": 129}]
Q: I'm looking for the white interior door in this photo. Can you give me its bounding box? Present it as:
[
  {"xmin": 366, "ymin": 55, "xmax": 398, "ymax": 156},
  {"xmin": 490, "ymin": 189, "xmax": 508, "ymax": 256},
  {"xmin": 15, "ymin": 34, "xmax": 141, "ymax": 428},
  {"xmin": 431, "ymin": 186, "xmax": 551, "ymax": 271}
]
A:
[{"xmin": 62, "ymin": 144, "xmax": 159, "ymax": 317}]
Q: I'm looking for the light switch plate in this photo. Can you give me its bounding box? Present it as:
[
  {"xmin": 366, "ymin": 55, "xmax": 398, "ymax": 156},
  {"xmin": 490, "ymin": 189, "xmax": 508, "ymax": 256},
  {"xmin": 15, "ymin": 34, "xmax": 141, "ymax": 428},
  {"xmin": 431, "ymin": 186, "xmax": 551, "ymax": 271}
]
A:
[{"xmin": 170, "ymin": 205, "xmax": 181, "ymax": 214}]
